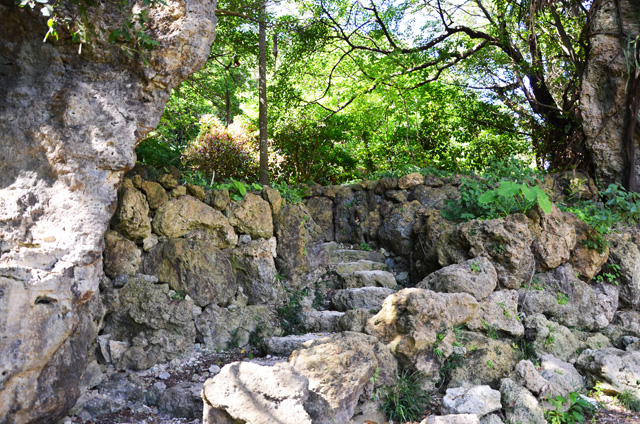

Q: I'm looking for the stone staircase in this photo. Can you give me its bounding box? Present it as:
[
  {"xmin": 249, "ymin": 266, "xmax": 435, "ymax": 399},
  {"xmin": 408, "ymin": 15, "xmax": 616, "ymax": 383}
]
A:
[{"xmin": 260, "ymin": 243, "xmax": 405, "ymax": 357}]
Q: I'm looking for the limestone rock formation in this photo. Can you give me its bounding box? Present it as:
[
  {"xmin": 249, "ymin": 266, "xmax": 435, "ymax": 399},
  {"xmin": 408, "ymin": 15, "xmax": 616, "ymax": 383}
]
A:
[
  {"xmin": 289, "ymin": 332, "xmax": 397, "ymax": 424},
  {"xmin": 228, "ymin": 193, "xmax": 274, "ymax": 239},
  {"xmin": 202, "ymin": 361, "xmax": 312, "ymax": 424},
  {"xmin": 417, "ymin": 256, "xmax": 498, "ymax": 301},
  {"xmin": 0, "ymin": 1, "xmax": 217, "ymax": 421}
]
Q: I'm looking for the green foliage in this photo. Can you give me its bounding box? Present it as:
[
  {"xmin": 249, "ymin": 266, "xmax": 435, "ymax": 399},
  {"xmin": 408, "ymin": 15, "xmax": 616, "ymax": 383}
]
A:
[
  {"xmin": 593, "ymin": 263, "xmax": 622, "ymax": 286},
  {"xmin": 514, "ymin": 338, "xmax": 537, "ymax": 362},
  {"xmin": 470, "ymin": 262, "xmax": 481, "ymax": 273},
  {"xmin": 557, "ymin": 292, "xmax": 570, "ymax": 305},
  {"xmin": 359, "ymin": 242, "xmax": 371, "ymax": 252},
  {"xmin": 182, "ymin": 117, "xmax": 259, "ymax": 183},
  {"xmin": 277, "ymin": 287, "xmax": 309, "ymax": 336},
  {"xmin": 442, "ymin": 159, "xmax": 547, "ymax": 222},
  {"xmin": 478, "ymin": 181, "xmax": 552, "ymax": 216},
  {"xmin": 379, "ymin": 370, "xmax": 430, "ymax": 422},
  {"xmin": 618, "ymin": 390, "xmax": 640, "ymax": 412},
  {"xmin": 545, "ymin": 392, "xmax": 596, "ymax": 424},
  {"xmin": 271, "ymin": 181, "xmax": 307, "ymax": 204}
]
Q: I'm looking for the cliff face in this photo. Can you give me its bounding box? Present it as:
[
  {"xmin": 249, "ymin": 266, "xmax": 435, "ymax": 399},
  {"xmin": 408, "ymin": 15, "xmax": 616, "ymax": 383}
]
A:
[{"xmin": 0, "ymin": 2, "xmax": 217, "ymax": 422}]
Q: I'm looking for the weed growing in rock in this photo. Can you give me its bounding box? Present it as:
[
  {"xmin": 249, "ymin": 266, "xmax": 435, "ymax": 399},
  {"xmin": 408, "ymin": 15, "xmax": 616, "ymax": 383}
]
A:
[
  {"xmin": 514, "ymin": 338, "xmax": 537, "ymax": 362},
  {"xmin": 471, "ymin": 261, "xmax": 481, "ymax": 273},
  {"xmin": 486, "ymin": 360, "xmax": 495, "ymax": 369},
  {"xmin": 618, "ymin": 390, "xmax": 640, "ymax": 412},
  {"xmin": 271, "ymin": 181, "xmax": 306, "ymax": 204},
  {"xmin": 277, "ymin": 287, "xmax": 309, "ymax": 335},
  {"xmin": 545, "ymin": 392, "xmax": 596, "ymax": 424},
  {"xmin": 557, "ymin": 292, "xmax": 570, "ymax": 305},
  {"xmin": 437, "ymin": 352, "xmax": 464, "ymax": 389},
  {"xmin": 379, "ymin": 369, "xmax": 430, "ymax": 422},
  {"xmin": 594, "ymin": 263, "xmax": 622, "ymax": 286},
  {"xmin": 359, "ymin": 242, "xmax": 371, "ymax": 251}
]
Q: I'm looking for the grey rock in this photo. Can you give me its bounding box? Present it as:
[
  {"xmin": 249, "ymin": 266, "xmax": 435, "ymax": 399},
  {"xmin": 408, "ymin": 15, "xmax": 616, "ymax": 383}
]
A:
[
  {"xmin": 443, "ymin": 385, "xmax": 502, "ymax": 417},
  {"xmin": 467, "ymin": 290, "xmax": 524, "ymax": 337},
  {"xmin": 103, "ymin": 230, "xmax": 142, "ymax": 278},
  {"xmin": 341, "ymin": 270, "xmax": 397, "ymax": 289},
  {"xmin": 228, "ymin": 193, "xmax": 274, "ymax": 239},
  {"xmin": 422, "ymin": 415, "xmax": 480, "ymax": 424},
  {"xmin": 202, "ymin": 362, "xmax": 312, "ymax": 424},
  {"xmin": 331, "ymin": 287, "xmax": 395, "ymax": 312},
  {"xmin": 499, "ymin": 378, "xmax": 546, "ymax": 424},
  {"xmin": 301, "ymin": 310, "xmax": 344, "ymax": 333},
  {"xmin": 524, "ymin": 314, "xmax": 582, "ymax": 362},
  {"xmin": 260, "ymin": 334, "xmax": 328, "ymax": 357},
  {"xmin": 158, "ymin": 382, "xmax": 203, "ymax": 419},
  {"xmin": 576, "ymin": 348, "xmax": 640, "ymax": 394},
  {"xmin": 417, "ymin": 257, "xmax": 498, "ymax": 301}
]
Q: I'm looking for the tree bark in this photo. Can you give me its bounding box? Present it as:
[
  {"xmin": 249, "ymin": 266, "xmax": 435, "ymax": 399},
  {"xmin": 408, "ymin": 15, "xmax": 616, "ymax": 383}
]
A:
[{"xmin": 258, "ymin": 2, "xmax": 269, "ymax": 185}]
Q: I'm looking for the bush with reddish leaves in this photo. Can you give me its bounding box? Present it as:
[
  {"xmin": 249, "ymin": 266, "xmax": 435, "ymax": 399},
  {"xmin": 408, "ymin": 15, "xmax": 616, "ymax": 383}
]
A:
[{"xmin": 182, "ymin": 116, "xmax": 259, "ymax": 182}]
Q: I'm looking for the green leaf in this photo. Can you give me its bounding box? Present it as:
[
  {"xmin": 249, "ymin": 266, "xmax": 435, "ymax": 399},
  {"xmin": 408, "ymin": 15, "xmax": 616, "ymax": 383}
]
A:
[
  {"xmin": 496, "ymin": 181, "xmax": 520, "ymax": 197},
  {"xmin": 521, "ymin": 185, "xmax": 536, "ymax": 202},
  {"xmin": 478, "ymin": 190, "xmax": 497, "ymax": 204},
  {"xmin": 536, "ymin": 191, "xmax": 552, "ymax": 214}
]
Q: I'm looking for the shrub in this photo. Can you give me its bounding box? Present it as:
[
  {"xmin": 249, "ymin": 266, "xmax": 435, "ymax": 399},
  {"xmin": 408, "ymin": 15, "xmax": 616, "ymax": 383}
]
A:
[{"xmin": 182, "ymin": 116, "xmax": 259, "ymax": 182}]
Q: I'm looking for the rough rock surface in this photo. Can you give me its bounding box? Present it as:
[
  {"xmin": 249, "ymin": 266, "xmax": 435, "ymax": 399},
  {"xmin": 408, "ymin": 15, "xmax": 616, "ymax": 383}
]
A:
[
  {"xmin": 331, "ymin": 287, "xmax": 395, "ymax": 312},
  {"xmin": 580, "ymin": 0, "xmax": 640, "ymax": 186},
  {"xmin": 103, "ymin": 230, "xmax": 141, "ymax": 278},
  {"xmin": 608, "ymin": 232, "xmax": 640, "ymax": 309},
  {"xmin": 467, "ymin": 290, "xmax": 523, "ymax": 337},
  {"xmin": 523, "ymin": 314, "xmax": 582, "ymax": 362},
  {"xmin": 202, "ymin": 361, "xmax": 312, "ymax": 424},
  {"xmin": 143, "ymin": 238, "xmax": 237, "ymax": 307},
  {"xmin": 230, "ymin": 238, "xmax": 282, "ymax": 305},
  {"xmin": 519, "ymin": 263, "xmax": 618, "ymax": 330},
  {"xmin": 576, "ymin": 348, "xmax": 640, "ymax": 394},
  {"xmin": 112, "ymin": 185, "xmax": 152, "ymax": 241},
  {"xmin": 0, "ymin": 4, "xmax": 217, "ymax": 415},
  {"xmin": 378, "ymin": 200, "xmax": 424, "ymax": 256},
  {"xmin": 228, "ymin": 193, "xmax": 274, "ymax": 239},
  {"xmin": 527, "ymin": 205, "xmax": 577, "ymax": 270},
  {"xmin": 366, "ymin": 288, "xmax": 478, "ymax": 379},
  {"xmin": 152, "ymin": 196, "xmax": 238, "ymax": 248},
  {"xmin": 0, "ymin": 0, "xmax": 216, "ymax": 412},
  {"xmin": 417, "ymin": 257, "xmax": 498, "ymax": 301},
  {"xmin": 499, "ymin": 378, "xmax": 546, "ymax": 424},
  {"xmin": 289, "ymin": 332, "xmax": 397, "ymax": 424},
  {"xmin": 442, "ymin": 385, "xmax": 502, "ymax": 417}
]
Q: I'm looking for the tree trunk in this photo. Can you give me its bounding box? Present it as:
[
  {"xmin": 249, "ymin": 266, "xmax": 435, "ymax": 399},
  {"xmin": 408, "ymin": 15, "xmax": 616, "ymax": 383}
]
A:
[
  {"xmin": 258, "ymin": 2, "xmax": 269, "ymax": 185},
  {"xmin": 581, "ymin": 0, "xmax": 640, "ymax": 189}
]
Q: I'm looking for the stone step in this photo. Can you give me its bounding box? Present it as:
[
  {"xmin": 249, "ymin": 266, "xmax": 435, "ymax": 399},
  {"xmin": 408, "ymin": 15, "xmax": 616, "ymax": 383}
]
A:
[
  {"xmin": 330, "ymin": 287, "xmax": 395, "ymax": 312},
  {"xmin": 260, "ymin": 333, "xmax": 332, "ymax": 357},
  {"xmin": 301, "ymin": 310, "xmax": 344, "ymax": 333},
  {"xmin": 340, "ymin": 270, "xmax": 397, "ymax": 289},
  {"xmin": 322, "ymin": 242, "xmax": 386, "ymax": 264},
  {"xmin": 334, "ymin": 260, "xmax": 389, "ymax": 275}
]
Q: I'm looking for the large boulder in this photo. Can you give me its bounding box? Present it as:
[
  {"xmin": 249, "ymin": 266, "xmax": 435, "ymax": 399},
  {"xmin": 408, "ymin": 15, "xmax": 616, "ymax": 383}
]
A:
[
  {"xmin": 436, "ymin": 215, "xmax": 535, "ymax": 289},
  {"xmin": 366, "ymin": 288, "xmax": 478, "ymax": 380},
  {"xmin": 331, "ymin": 287, "xmax": 395, "ymax": 312},
  {"xmin": 101, "ymin": 277, "xmax": 196, "ymax": 368},
  {"xmin": 607, "ymin": 232, "xmax": 640, "ymax": 309},
  {"xmin": 230, "ymin": 238, "xmax": 282, "ymax": 305},
  {"xmin": 273, "ymin": 203, "xmax": 322, "ymax": 283},
  {"xmin": 112, "ymin": 185, "xmax": 152, "ymax": 241},
  {"xmin": 194, "ymin": 304, "xmax": 281, "ymax": 350},
  {"xmin": 202, "ymin": 361, "xmax": 312, "ymax": 424},
  {"xmin": 378, "ymin": 200, "xmax": 425, "ymax": 256},
  {"xmin": 143, "ymin": 238, "xmax": 237, "ymax": 307},
  {"xmin": 152, "ymin": 196, "xmax": 238, "ymax": 248},
  {"xmin": 467, "ymin": 290, "xmax": 524, "ymax": 337},
  {"xmin": 576, "ymin": 348, "xmax": 640, "ymax": 394},
  {"xmin": 304, "ymin": 196, "xmax": 334, "ymax": 242},
  {"xmin": 523, "ymin": 314, "xmax": 582, "ymax": 362},
  {"xmin": 227, "ymin": 193, "xmax": 274, "ymax": 239},
  {"xmin": 519, "ymin": 263, "xmax": 618, "ymax": 330},
  {"xmin": 527, "ymin": 205, "xmax": 577, "ymax": 270},
  {"xmin": 581, "ymin": 0, "xmax": 640, "ymax": 187},
  {"xmin": 103, "ymin": 230, "xmax": 141, "ymax": 278},
  {"xmin": 499, "ymin": 378, "xmax": 546, "ymax": 424},
  {"xmin": 0, "ymin": 2, "xmax": 217, "ymax": 419},
  {"xmin": 289, "ymin": 332, "xmax": 397, "ymax": 424},
  {"xmin": 442, "ymin": 385, "xmax": 502, "ymax": 417},
  {"xmin": 417, "ymin": 257, "xmax": 498, "ymax": 301}
]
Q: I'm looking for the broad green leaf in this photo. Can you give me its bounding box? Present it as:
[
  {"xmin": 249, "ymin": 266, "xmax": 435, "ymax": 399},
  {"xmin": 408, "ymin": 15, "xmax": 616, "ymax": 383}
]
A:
[
  {"xmin": 521, "ymin": 185, "xmax": 536, "ymax": 201},
  {"xmin": 478, "ymin": 190, "xmax": 497, "ymax": 204},
  {"xmin": 536, "ymin": 191, "xmax": 552, "ymax": 214},
  {"xmin": 496, "ymin": 181, "xmax": 520, "ymax": 197}
]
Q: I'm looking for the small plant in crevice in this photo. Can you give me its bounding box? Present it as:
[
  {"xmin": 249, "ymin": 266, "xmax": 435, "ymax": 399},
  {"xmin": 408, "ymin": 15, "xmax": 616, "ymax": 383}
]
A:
[
  {"xmin": 271, "ymin": 181, "xmax": 307, "ymax": 204},
  {"xmin": 618, "ymin": 389, "xmax": 640, "ymax": 412},
  {"xmin": 437, "ymin": 352, "xmax": 464, "ymax": 390},
  {"xmin": 514, "ymin": 337, "xmax": 538, "ymax": 362},
  {"xmin": 470, "ymin": 261, "xmax": 481, "ymax": 273},
  {"xmin": 594, "ymin": 263, "xmax": 622, "ymax": 286},
  {"xmin": 379, "ymin": 369, "xmax": 431, "ymax": 422},
  {"xmin": 557, "ymin": 291, "xmax": 570, "ymax": 305},
  {"xmin": 359, "ymin": 242, "xmax": 371, "ymax": 251},
  {"xmin": 544, "ymin": 392, "xmax": 596, "ymax": 424},
  {"xmin": 277, "ymin": 287, "xmax": 309, "ymax": 336}
]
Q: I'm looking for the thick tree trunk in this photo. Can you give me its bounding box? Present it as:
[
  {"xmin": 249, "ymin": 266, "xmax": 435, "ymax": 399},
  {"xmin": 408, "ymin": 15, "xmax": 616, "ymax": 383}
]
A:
[
  {"xmin": 258, "ymin": 2, "xmax": 269, "ymax": 186},
  {"xmin": 581, "ymin": 0, "xmax": 640, "ymax": 188},
  {"xmin": 0, "ymin": 2, "xmax": 217, "ymax": 422}
]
